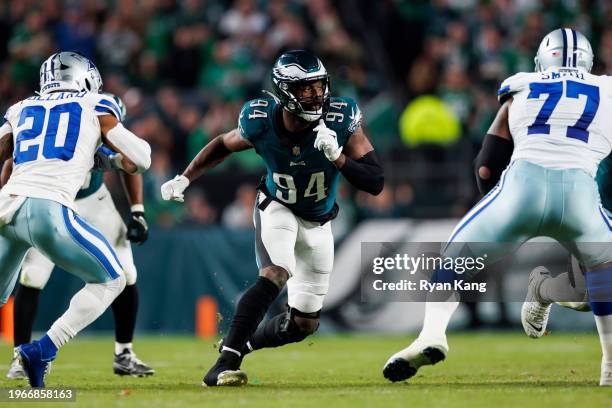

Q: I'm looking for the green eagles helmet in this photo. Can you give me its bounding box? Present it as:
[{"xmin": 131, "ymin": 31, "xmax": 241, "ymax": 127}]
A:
[{"xmin": 271, "ymin": 50, "xmax": 330, "ymax": 122}]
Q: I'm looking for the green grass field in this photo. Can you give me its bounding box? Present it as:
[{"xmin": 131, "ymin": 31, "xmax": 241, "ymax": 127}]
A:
[{"xmin": 0, "ymin": 332, "xmax": 609, "ymax": 407}]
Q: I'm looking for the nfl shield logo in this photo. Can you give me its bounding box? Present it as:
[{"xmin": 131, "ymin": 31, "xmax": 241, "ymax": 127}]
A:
[{"xmin": 292, "ymin": 146, "xmax": 300, "ymax": 156}]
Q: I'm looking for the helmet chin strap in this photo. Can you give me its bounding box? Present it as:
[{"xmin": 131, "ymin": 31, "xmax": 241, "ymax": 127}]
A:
[{"xmin": 298, "ymin": 109, "xmax": 323, "ymax": 122}]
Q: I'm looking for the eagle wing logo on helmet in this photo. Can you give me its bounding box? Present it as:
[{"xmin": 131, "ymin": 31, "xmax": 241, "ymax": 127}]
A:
[{"xmin": 272, "ymin": 62, "xmax": 325, "ymax": 81}]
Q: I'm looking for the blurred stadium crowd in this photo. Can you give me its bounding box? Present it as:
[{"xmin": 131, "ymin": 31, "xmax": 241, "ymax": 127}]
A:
[{"xmin": 0, "ymin": 0, "xmax": 611, "ymax": 231}]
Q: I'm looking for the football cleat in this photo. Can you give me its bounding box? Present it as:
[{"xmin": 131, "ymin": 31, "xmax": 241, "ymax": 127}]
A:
[
  {"xmin": 521, "ymin": 266, "xmax": 552, "ymax": 338},
  {"xmin": 202, "ymin": 352, "xmax": 247, "ymax": 387},
  {"xmin": 383, "ymin": 337, "xmax": 447, "ymax": 382},
  {"xmin": 113, "ymin": 349, "xmax": 155, "ymax": 377},
  {"xmin": 6, "ymin": 348, "xmax": 27, "ymax": 380},
  {"xmin": 18, "ymin": 341, "xmax": 55, "ymax": 388}
]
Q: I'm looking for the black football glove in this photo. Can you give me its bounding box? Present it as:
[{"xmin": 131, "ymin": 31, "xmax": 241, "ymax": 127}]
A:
[
  {"xmin": 127, "ymin": 211, "xmax": 148, "ymax": 244},
  {"xmin": 93, "ymin": 145, "xmax": 122, "ymax": 172}
]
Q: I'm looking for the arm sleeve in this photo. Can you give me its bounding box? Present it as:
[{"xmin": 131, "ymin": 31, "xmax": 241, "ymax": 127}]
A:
[
  {"xmin": 473, "ymin": 133, "xmax": 514, "ymax": 194},
  {"xmin": 105, "ymin": 123, "xmax": 151, "ymax": 173},
  {"xmin": 339, "ymin": 150, "xmax": 384, "ymax": 195}
]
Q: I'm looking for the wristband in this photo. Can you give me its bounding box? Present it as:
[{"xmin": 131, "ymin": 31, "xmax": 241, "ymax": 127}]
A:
[{"xmin": 130, "ymin": 204, "xmax": 145, "ymax": 213}]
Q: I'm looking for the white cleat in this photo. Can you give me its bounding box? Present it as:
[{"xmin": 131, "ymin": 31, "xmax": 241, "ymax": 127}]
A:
[
  {"xmin": 6, "ymin": 348, "xmax": 26, "ymax": 380},
  {"xmin": 521, "ymin": 267, "xmax": 552, "ymax": 339},
  {"xmin": 383, "ymin": 337, "xmax": 448, "ymax": 382}
]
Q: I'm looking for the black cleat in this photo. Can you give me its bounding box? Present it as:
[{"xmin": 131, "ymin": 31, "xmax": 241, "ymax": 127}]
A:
[
  {"xmin": 113, "ymin": 349, "xmax": 155, "ymax": 377},
  {"xmin": 202, "ymin": 351, "xmax": 247, "ymax": 387},
  {"xmin": 383, "ymin": 347, "xmax": 446, "ymax": 382}
]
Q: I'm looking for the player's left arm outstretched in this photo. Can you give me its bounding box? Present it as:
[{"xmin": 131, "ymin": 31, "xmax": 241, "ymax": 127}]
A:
[
  {"xmin": 161, "ymin": 128, "xmax": 252, "ymax": 201},
  {"xmin": 313, "ymin": 119, "xmax": 384, "ymax": 195}
]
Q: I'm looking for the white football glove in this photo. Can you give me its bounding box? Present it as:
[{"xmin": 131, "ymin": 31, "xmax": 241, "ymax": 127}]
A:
[
  {"xmin": 160, "ymin": 175, "xmax": 190, "ymax": 202},
  {"xmin": 314, "ymin": 119, "xmax": 342, "ymax": 161}
]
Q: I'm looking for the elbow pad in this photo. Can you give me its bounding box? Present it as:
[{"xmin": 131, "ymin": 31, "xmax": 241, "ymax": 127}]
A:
[
  {"xmin": 105, "ymin": 123, "xmax": 151, "ymax": 173},
  {"xmin": 474, "ymin": 134, "xmax": 513, "ymax": 194}
]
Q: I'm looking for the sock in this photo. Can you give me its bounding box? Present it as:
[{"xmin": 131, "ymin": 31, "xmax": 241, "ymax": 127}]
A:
[
  {"xmin": 594, "ymin": 315, "xmax": 612, "ymax": 385},
  {"xmin": 38, "ymin": 334, "xmax": 58, "ymax": 360},
  {"xmin": 13, "ymin": 285, "xmax": 41, "ymax": 347},
  {"xmin": 223, "ymin": 277, "xmax": 280, "ymax": 356},
  {"xmin": 586, "ymin": 266, "xmax": 612, "ymax": 385},
  {"xmin": 115, "ymin": 342, "xmax": 133, "ymax": 355},
  {"xmin": 418, "ymin": 264, "xmax": 461, "ymax": 346},
  {"xmin": 539, "ymin": 272, "xmax": 586, "ymax": 304},
  {"xmin": 47, "ymin": 276, "xmax": 126, "ymax": 349},
  {"xmin": 249, "ymin": 312, "xmax": 287, "ymax": 350},
  {"xmin": 419, "ymin": 300, "xmax": 459, "ymax": 347},
  {"xmin": 111, "ymin": 284, "xmax": 138, "ymax": 344}
]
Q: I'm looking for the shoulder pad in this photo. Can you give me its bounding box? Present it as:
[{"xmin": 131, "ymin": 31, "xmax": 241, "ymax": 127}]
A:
[
  {"xmin": 238, "ymin": 98, "xmax": 274, "ymax": 143},
  {"xmin": 497, "ymin": 72, "xmax": 531, "ymax": 104},
  {"xmin": 324, "ymin": 96, "xmax": 362, "ymax": 135},
  {"xmin": 93, "ymin": 93, "xmax": 123, "ymax": 121}
]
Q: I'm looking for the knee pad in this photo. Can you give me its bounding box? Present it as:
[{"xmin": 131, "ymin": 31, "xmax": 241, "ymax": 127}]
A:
[
  {"xmin": 122, "ymin": 263, "xmax": 137, "ymax": 286},
  {"xmin": 105, "ymin": 274, "xmax": 127, "ymax": 301},
  {"xmin": 280, "ymin": 307, "xmax": 321, "ymax": 342},
  {"xmin": 19, "ymin": 249, "xmax": 55, "ymax": 289}
]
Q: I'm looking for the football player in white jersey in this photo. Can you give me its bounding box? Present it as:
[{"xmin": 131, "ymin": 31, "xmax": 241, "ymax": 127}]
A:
[
  {"xmin": 383, "ymin": 28, "xmax": 612, "ymax": 386},
  {"xmin": 3, "ymin": 94, "xmax": 154, "ymax": 380},
  {"xmin": 0, "ymin": 51, "xmax": 151, "ymax": 387}
]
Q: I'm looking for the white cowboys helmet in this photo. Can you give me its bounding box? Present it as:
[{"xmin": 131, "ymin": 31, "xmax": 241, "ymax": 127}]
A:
[
  {"xmin": 534, "ymin": 28, "xmax": 594, "ymax": 72},
  {"xmin": 39, "ymin": 51, "xmax": 103, "ymax": 95}
]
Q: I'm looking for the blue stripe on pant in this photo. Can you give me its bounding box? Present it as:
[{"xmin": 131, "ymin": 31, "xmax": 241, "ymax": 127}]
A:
[
  {"xmin": 445, "ymin": 164, "xmax": 511, "ymax": 248},
  {"xmin": 61, "ymin": 206, "xmax": 121, "ymax": 279},
  {"xmin": 72, "ymin": 210, "xmax": 123, "ymax": 269}
]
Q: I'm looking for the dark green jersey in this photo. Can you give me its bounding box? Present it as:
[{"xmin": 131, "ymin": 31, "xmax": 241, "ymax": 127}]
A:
[
  {"xmin": 75, "ymin": 170, "xmax": 104, "ymax": 199},
  {"xmin": 596, "ymin": 155, "xmax": 612, "ymax": 211},
  {"xmin": 239, "ymin": 96, "xmax": 362, "ymax": 221}
]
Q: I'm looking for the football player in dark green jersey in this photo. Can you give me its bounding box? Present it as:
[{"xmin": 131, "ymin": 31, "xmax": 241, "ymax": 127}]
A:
[{"xmin": 162, "ymin": 50, "xmax": 384, "ymax": 386}]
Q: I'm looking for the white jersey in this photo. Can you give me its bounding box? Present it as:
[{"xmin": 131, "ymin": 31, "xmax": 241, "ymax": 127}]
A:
[
  {"xmin": 1, "ymin": 91, "xmax": 122, "ymax": 210},
  {"xmin": 498, "ymin": 68, "xmax": 612, "ymax": 176}
]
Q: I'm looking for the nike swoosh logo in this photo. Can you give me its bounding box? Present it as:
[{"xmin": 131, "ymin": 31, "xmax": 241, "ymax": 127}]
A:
[{"xmin": 527, "ymin": 321, "xmax": 542, "ymax": 332}]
